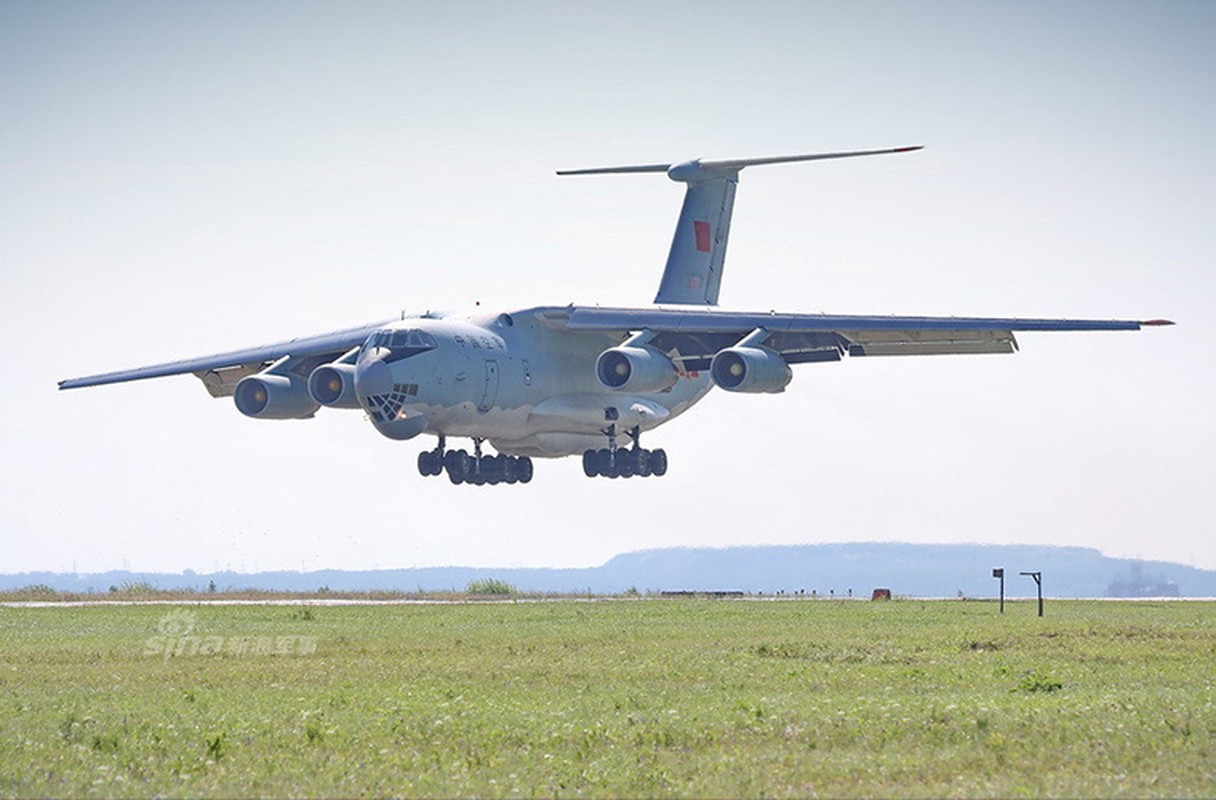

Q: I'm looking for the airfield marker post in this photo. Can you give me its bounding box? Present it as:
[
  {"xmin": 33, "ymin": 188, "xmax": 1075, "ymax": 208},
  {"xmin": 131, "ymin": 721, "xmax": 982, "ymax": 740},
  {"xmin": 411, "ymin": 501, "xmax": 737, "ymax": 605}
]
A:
[
  {"xmin": 1020, "ymin": 571, "xmax": 1043, "ymax": 617},
  {"xmin": 992, "ymin": 568, "xmax": 1005, "ymax": 613}
]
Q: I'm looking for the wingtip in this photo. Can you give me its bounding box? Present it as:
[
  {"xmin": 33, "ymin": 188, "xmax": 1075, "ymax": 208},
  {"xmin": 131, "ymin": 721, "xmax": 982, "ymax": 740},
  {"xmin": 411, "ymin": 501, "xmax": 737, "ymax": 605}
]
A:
[{"xmin": 1140, "ymin": 319, "xmax": 1176, "ymax": 327}]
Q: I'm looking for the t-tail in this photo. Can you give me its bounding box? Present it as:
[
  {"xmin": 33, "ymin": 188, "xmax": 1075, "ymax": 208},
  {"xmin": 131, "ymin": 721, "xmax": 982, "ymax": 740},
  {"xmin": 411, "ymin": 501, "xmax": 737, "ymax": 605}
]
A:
[{"xmin": 558, "ymin": 146, "xmax": 923, "ymax": 305}]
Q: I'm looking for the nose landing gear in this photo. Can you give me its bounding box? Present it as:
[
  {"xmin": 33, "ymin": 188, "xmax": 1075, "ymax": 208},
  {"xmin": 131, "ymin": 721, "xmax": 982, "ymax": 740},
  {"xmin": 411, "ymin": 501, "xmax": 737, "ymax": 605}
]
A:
[
  {"xmin": 417, "ymin": 435, "xmax": 533, "ymax": 486},
  {"xmin": 582, "ymin": 425, "xmax": 667, "ymax": 479}
]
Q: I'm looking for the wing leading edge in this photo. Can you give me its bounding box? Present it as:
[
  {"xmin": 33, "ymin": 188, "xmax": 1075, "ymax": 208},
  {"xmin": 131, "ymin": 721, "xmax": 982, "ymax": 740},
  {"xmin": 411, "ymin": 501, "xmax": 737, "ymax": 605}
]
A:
[
  {"xmin": 557, "ymin": 306, "xmax": 1171, "ymax": 369},
  {"xmin": 57, "ymin": 321, "xmax": 392, "ymax": 395}
]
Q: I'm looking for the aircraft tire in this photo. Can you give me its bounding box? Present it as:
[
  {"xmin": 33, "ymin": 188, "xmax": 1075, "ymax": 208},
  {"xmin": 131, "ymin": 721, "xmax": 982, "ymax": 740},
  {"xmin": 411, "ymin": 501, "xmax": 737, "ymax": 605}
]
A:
[
  {"xmin": 650, "ymin": 448, "xmax": 668, "ymax": 476},
  {"xmin": 444, "ymin": 450, "xmax": 466, "ymax": 474},
  {"xmin": 419, "ymin": 450, "xmax": 443, "ymax": 477},
  {"xmin": 635, "ymin": 449, "xmax": 652, "ymax": 477},
  {"xmin": 582, "ymin": 450, "xmax": 599, "ymax": 477},
  {"xmin": 618, "ymin": 451, "xmax": 635, "ymax": 478},
  {"xmin": 485, "ymin": 455, "xmax": 504, "ymax": 485},
  {"xmin": 517, "ymin": 456, "xmax": 534, "ymax": 483},
  {"xmin": 595, "ymin": 448, "xmax": 613, "ymax": 476},
  {"xmin": 445, "ymin": 450, "xmax": 471, "ymax": 484}
]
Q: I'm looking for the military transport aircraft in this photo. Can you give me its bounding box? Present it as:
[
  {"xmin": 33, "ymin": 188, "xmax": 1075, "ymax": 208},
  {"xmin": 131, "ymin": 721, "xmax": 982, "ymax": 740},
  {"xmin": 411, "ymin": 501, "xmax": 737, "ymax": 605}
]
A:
[{"xmin": 59, "ymin": 146, "xmax": 1171, "ymax": 485}]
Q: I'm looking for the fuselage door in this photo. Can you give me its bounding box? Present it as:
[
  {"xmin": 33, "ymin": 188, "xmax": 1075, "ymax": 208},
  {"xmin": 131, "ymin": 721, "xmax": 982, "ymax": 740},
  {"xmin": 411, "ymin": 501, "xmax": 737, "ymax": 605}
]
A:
[{"xmin": 478, "ymin": 360, "xmax": 500, "ymax": 412}]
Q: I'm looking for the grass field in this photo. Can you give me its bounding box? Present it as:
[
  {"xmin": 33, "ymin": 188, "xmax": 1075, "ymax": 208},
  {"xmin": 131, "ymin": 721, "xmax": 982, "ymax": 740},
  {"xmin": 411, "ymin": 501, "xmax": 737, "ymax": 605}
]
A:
[{"xmin": 1, "ymin": 598, "xmax": 1213, "ymax": 797}]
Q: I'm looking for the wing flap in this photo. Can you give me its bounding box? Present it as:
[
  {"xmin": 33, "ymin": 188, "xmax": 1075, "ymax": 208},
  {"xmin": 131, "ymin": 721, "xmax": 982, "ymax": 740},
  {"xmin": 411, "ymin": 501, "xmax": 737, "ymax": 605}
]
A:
[
  {"xmin": 842, "ymin": 328, "xmax": 1018, "ymax": 357},
  {"xmin": 193, "ymin": 362, "xmax": 273, "ymax": 398},
  {"xmin": 555, "ymin": 305, "xmax": 1161, "ymax": 364},
  {"xmin": 563, "ymin": 306, "xmax": 1152, "ymax": 334}
]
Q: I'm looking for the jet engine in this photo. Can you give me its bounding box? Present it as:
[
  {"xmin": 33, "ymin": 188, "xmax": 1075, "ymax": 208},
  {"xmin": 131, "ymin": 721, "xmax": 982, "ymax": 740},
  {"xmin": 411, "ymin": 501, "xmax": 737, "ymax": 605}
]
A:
[
  {"xmin": 234, "ymin": 374, "xmax": 319, "ymax": 419},
  {"xmin": 710, "ymin": 346, "xmax": 792, "ymax": 393},
  {"xmin": 595, "ymin": 345, "xmax": 678, "ymax": 393},
  {"xmin": 307, "ymin": 363, "xmax": 360, "ymax": 408}
]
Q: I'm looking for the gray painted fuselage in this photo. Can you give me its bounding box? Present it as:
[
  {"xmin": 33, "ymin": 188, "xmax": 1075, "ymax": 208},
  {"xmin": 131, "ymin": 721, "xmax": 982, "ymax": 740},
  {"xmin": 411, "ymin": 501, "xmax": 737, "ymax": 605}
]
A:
[{"xmin": 359, "ymin": 307, "xmax": 710, "ymax": 457}]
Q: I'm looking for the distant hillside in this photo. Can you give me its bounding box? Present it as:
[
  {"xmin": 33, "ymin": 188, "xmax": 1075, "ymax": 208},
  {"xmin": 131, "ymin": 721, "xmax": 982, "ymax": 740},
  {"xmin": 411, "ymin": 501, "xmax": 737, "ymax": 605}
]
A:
[
  {"xmin": 4, "ymin": 544, "xmax": 1214, "ymax": 598},
  {"xmin": 594, "ymin": 544, "xmax": 1216, "ymax": 598}
]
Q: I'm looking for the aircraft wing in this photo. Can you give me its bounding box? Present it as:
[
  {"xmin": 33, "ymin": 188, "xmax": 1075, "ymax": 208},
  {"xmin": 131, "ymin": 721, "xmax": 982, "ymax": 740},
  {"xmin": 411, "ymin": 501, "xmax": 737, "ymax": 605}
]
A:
[
  {"xmin": 556, "ymin": 306, "xmax": 1172, "ymax": 370},
  {"xmin": 58, "ymin": 321, "xmax": 392, "ymax": 396}
]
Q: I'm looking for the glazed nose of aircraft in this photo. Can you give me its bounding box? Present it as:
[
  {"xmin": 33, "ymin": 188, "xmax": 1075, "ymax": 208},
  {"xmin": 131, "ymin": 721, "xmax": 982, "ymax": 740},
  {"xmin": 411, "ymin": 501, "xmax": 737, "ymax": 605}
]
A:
[{"xmin": 354, "ymin": 353, "xmax": 393, "ymax": 400}]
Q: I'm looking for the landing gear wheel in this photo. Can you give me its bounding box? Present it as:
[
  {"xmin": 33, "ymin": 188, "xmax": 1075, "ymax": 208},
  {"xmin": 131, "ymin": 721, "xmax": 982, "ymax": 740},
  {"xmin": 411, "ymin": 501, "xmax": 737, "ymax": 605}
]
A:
[
  {"xmin": 484, "ymin": 455, "xmax": 503, "ymax": 486},
  {"xmin": 634, "ymin": 448, "xmax": 652, "ymax": 477},
  {"xmin": 617, "ymin": 450, "xmax": 635, "ymax": 478},
  {"xmin": 600, "ymin": 449, "xmax": 619, "ymax": 479},
  {"xmin": 649, "ymin": 448, "xmax": 668, "ymax": 476},
  {"xmin": 582, "ymin": 450, "xmax": 599, "ymax": 478},
  {"xmin": 445, "ymin": 450, "xmax": 471, "ymax": 484},
  {"xmin": 419, "ymin": 450, "xmax": 444, "ymax": 477},
  {"xmin": 517, "ymin": 456, "xmax": 534, "ymax": 483},
  {"xmin": 595, "ymin": 448, "xmax": 613, "ymax": 477}
]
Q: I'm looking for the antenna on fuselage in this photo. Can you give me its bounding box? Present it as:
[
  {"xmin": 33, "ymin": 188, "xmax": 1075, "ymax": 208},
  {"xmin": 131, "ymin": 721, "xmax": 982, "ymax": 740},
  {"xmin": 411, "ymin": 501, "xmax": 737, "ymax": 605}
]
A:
[{"xmin": 558, "ymin": 146, "xmax": 923, "ymax": 306}]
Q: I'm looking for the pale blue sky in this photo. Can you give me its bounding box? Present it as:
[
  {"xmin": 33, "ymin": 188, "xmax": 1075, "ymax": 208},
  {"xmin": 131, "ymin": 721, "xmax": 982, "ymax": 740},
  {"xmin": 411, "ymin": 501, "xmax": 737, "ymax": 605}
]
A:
[{"xmin": 2, "ymin": 1, "xmax": 1213, "ymax": 576}]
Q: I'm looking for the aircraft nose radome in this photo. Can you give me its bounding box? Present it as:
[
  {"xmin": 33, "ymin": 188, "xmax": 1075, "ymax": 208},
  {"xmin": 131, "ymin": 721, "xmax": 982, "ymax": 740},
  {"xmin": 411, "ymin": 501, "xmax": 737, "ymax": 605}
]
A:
[{"xmin": 354, "ymin": 356, "xmax": 393, "ymax": 399}]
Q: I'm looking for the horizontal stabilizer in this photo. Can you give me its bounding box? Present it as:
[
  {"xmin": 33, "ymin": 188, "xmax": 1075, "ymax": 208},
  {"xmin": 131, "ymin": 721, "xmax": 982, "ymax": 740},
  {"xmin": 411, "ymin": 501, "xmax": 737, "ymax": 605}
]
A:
[
  {"xmin": 556, "ymin": 146, "xmax": 923, "ymax": 178},
  {"xmin": 557, "ymin": 145, "xmax": 923, "ymax": 305},
  {"xmin": 555, "ymin": 163, "xmax": 670, "ymax": 176}
]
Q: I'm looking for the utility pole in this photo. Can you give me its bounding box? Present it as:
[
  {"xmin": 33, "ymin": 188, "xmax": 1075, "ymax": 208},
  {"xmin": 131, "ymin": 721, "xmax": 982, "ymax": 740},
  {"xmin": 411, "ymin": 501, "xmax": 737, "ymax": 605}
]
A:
[{"xmin": 1020, "ymin": 571, "xmax": 1043, "ymax": 617}]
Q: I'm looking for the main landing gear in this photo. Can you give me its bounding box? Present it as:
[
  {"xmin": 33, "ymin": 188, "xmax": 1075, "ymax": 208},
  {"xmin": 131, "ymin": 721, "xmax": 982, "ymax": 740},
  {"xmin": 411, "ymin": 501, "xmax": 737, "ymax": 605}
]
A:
[
  {"xmin": 582, "ymin": 425, "xmax": 668, "ymax": 480},
  {"xmin": 417, "ymin": 436, "xmax": 534, "ymax": 486}
]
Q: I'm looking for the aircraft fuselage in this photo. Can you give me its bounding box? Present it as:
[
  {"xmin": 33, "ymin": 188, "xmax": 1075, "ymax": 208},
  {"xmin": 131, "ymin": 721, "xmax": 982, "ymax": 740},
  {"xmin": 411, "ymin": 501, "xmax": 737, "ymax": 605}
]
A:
[{"xmin": 354, "ymin": 307, "xmax": 711, "ymax": 457}]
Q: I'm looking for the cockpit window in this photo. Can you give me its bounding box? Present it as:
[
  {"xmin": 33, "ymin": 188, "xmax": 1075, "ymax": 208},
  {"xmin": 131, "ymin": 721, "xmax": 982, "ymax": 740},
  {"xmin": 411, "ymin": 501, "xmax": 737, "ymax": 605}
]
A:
[{"xmin": 364, "ymin": 329, "xmax": 438, "ymax": 363}]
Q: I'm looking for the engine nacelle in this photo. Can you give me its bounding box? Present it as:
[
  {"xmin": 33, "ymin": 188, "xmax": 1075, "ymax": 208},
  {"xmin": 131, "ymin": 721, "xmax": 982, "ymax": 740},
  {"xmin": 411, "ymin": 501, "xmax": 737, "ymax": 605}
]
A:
[
  {"xmin": 234, "ymin": 374, "xmax": 319, "ymax": 419},
  {"xmin": 710, "ymin": 346, "xmax": 792, "ymax": 393},
  {"xmin": 308, "ymin": 363, "xmax": 360, "ymax": 408},
  {"xmin": 595, "ymin": 345, "xmax": 678, "ymax": 393}
]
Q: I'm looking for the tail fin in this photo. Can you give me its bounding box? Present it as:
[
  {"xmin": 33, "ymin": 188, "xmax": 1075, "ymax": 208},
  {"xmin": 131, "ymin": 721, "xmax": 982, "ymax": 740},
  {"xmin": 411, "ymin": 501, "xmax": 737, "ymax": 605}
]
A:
[{"xmin": 558, "ymin": 146, "xmax": 922, "ymax": 305}]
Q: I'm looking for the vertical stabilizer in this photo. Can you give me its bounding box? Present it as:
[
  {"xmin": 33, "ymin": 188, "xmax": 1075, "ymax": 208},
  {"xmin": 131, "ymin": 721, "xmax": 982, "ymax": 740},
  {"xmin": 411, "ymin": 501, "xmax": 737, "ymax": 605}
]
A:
[
  {"xmin": 557, "ymin": 146, "xmax": 921, "ymax": 306},
  {"xmin": 655, "ymin": 162, "xmax": 738, "ymax": 305}
]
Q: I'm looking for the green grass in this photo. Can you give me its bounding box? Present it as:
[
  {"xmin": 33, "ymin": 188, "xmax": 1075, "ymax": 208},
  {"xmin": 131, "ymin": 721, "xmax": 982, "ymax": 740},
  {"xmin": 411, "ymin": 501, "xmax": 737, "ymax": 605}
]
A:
[{"xmin": 1, "ymin": 599, "xmax": 1213, "ymax": 797}]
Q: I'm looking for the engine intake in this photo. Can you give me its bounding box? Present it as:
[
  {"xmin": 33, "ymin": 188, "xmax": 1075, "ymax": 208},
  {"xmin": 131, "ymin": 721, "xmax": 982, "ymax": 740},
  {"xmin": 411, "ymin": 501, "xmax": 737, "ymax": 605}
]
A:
[
  {"xmin": 234, "ymin": 374, "xmax": 319, "ymax": 419},
  {"xmin": 595, "ymin": 346, "xmax": 678, "ymax": 393},
  {"xmin": 710, "ymin": 346, "xmax": 792, "ymax": 393},
  {"xmin": 308, "ymin": 364, "xmax": 360, "ymax": 408}
]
